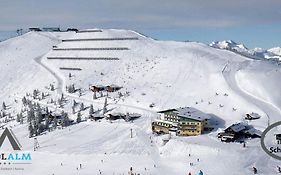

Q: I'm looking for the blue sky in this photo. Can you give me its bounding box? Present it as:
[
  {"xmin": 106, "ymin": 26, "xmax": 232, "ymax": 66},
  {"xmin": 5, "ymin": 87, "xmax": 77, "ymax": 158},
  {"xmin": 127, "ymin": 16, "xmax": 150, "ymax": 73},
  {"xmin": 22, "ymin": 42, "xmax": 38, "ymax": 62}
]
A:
[{"xmin": 0, "ymin": 0, "xmax": 281, "ymax": 49}]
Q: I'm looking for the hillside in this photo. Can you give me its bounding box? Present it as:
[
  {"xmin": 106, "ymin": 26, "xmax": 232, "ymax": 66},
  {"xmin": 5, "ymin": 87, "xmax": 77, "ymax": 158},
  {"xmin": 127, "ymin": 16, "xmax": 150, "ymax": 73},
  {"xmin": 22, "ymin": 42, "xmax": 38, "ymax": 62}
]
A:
[{"xmin": 0, "ymin": 29, "xmax": 281, "ymax": 175}]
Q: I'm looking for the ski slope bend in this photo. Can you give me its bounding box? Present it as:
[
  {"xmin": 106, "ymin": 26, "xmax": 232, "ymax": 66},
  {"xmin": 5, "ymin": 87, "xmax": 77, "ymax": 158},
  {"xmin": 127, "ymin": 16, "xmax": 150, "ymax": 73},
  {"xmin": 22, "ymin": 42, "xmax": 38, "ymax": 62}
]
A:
[{"xmin": 223, "ymin": 59, "xmax": 281, "ymax": 128}]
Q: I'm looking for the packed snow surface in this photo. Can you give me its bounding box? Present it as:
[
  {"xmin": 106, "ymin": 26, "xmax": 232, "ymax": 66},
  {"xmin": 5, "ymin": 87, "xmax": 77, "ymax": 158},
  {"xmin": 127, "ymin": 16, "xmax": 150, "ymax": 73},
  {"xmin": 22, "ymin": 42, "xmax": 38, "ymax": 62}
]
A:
[{"xmin": 0, "ymin": 29, "xmax": 281, "ymax": 175}]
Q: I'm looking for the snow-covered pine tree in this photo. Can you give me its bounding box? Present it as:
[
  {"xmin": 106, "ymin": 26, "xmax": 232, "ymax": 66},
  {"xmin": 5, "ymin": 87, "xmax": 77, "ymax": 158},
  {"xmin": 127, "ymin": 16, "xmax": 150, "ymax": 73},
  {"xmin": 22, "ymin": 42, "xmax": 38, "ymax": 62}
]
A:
[
  {"xmin": 80, "ymin": 103, "xmax": 85, "ymax": 111},
  {"xmin": 41, "ymin": 92, "xmax": 45, "ymax": 100},
  {"xmin": 20, "ymin": 112, "xmax": 24, "ymax": 124},
  {"xmin": 2, "ymin": 102, "xmax": 6, "ymax": 110},
  {"xmin": 45, "ymin": 115, "xmax": 50, "ymax": 131},
  {"xmin": 103, "ymin": 97, "xmax": 108, "ymax": 115},
  {"xmin": 50, "ymin": 84, "xmax": 55, "ymax": 91},
  {"xmin": 16, "ymin": 114, "xmax": 20, "ymax": 122},
  {"xmin": 22, "ymin": 96, "xmax": 27, "ymax": 106},
  {"xmin": 38, "ymin": 124, "xmax": 45, "ymax": 134},
  {"xmin": 89, "ymin": 104, "xmax": 94, "ymax": 117},
  {"xmin": 72, "ymin": 105, "xmax": 75, "ymax": 114},
  {"xmin": 33, "ymin": 119, "xmax": 39, "ymax": 136},
  {"xmin": 73, "ymin": 100, "xmax": 77, "ymax": 107},
  {"xmin": 45, "ymin": 107, "xmax": 49, "ymax": 114},
  {"xmin": 53, "ymin": 117, "xmax": 57, "ymax": 130},
  {"xmin": 33, "ymin": 89, "xmax": 39, "ymax": 99},
  {"xmin": 61, "ymin": 111, "xmax": 70, "ymax": 127},
  {"xmin": 28, "ymin": 121, "xmax": 34, "ymax": 138},
  {"xmin": 35, "ymin": 110, "xmax": 43, "ymax": 124},
  {"xmin": 77, "ymin": 112, "xmax": 82, "ymax": 123}
]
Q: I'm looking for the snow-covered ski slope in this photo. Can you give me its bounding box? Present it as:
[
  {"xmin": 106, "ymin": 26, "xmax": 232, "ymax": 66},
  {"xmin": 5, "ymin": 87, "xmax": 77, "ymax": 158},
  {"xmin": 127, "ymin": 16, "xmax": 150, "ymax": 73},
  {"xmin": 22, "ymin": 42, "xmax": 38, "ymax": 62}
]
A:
[{"xmin": 1, "ymin": 29, "xmax": 281, "ymax": 175}]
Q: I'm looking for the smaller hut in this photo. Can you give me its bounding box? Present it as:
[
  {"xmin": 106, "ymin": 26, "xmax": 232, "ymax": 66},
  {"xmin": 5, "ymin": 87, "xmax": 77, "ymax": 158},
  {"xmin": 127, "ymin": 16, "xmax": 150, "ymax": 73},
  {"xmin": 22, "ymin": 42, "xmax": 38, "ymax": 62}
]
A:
[{"xmin": 106, "ymin": 84, "xmax": 122, "ymax": 92}]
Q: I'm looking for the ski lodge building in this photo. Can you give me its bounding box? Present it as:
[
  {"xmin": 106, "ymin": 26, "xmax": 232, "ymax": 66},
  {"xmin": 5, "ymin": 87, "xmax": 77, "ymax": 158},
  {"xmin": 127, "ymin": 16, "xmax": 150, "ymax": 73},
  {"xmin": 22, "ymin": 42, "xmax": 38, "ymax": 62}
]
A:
[{"xmin": 152, "ymin": 107, "xmax": 210, "ymax": 136}]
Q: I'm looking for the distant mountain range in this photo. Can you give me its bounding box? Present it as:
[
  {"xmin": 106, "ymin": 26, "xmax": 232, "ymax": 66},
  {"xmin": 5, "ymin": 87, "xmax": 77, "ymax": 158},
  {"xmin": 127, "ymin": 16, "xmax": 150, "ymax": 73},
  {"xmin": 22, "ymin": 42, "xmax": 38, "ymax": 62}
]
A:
[{"xmin": 209, "ymin": 40, "xmax": 281, "ymax": 62}]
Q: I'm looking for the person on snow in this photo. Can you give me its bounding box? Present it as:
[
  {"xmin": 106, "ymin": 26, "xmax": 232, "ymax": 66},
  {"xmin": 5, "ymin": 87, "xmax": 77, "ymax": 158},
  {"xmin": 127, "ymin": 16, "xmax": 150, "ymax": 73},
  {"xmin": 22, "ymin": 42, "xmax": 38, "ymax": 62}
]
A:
[
  {"xmin": 198, "ymin": 170, "xmax": 203, "ymax": 175},
  {"xmin": 253, "ymin": 167, "xmax": 257, "ymax": 174},
  {"xmin": 188, "ymin": 172, "xmax": 192, "ymax": 175},
  {"xmin": 277, "ymin": 166, "xmax": 281, "ymax": 173}
]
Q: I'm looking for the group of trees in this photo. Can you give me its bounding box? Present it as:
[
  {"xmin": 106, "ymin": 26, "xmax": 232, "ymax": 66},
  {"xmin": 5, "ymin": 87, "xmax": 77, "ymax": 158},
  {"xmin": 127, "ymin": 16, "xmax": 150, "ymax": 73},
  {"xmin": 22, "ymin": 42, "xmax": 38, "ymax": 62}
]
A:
[
  {"xmin": 26, "ymin": 101, "xmax": 71, "ymax": 138},
  {"xmin": 66, "ymin": 84, "xmax": 76, "ymax": 93},
  {"xmin": 0, "ymin": 101, "xmax": 17, "ymax": 124}
]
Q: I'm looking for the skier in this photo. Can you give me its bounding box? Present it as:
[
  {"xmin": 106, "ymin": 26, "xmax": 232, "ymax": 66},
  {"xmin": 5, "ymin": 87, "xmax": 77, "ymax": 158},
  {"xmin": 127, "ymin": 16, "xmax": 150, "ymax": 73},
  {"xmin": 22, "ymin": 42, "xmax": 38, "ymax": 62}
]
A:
[
  {"xmin": 198, "ymin": 170, "xmax": 203, "ymax": 175},
  {"xmin": 253, "ymin": 167, "xmax": 257, "ymax": 174},
  {"xmin": 79, "ymin": 163, "xmax": 82, "ymax": 169},
  {"xmin": 278, "ymin": 166, "xmax": 281, "ymax": 173},
  {"xmin": 188, "ymin": 172, "xmax": 192, "ymax": 175}
]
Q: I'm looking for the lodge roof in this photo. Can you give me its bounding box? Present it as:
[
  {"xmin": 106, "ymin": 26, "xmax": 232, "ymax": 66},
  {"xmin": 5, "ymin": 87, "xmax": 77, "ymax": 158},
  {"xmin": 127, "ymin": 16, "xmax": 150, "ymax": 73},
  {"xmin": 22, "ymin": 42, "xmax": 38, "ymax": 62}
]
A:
[
  {"xmin": 227, "ymin": 123, "xmax": 247, "ymax": 132},
  {"xmin": 158, "ymin": 107, "xmax": 210, "ymax": 121}
]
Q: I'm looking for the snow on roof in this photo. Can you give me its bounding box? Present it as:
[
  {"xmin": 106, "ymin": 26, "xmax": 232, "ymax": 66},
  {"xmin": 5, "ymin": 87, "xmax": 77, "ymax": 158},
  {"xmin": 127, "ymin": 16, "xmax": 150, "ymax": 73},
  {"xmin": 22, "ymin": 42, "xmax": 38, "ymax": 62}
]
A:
[
  {"xmin": 248, "ymin": 112, "xmax": 261, "ymax": 119},
  {"xmin": 107, "ymin": 84, "xmax": 120, "ymax": 87},
  {"xmin": 244, "ymin": 128, "xmax": 262, "ymax": 136},
  {"xmin": 91, "ymin": 85, "xmax": 105, "ymax": 88},
  {"xmin": 109, "ymin": 112, "xmax": 125, "ymax": 117},
  {"xmin": 176, "ymin": 107, "xmax": 210, "ymax": 121},
  {"xmin": 228, "ymin": 123, "xmax": 247, "ymax": 132},
  {"xmin": 128, "ymin": 113, "xmax": 141, "ymax": 118}
]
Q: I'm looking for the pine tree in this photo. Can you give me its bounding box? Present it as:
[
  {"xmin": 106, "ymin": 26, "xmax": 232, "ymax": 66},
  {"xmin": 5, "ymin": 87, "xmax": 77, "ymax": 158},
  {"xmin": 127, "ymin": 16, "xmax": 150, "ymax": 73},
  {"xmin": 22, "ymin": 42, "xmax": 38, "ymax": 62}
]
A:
[
  {"xmin": 61, "ymin": 111, "xmax": 69, "ymax": 127},
  {"xmin": 61, "ymin": 93, "xmax": 64, "ymax": 102},
  {"xmin": 22, "ymin": 97, "xmax": 27, "ymax": 106},
  {"xmin": 72, "ymin": 106, "xmax": 75, "ymax": 114},
  {"xmin": 19, "ymin": 113, "xmax": 24, "ymax": 124},
  {"xmin": 68, "ymin": 84, "xmax": 75, "ymax": 93},
  {"xmin": 103, "ymin": 97, "xmax": 108, "ymax": 115},
  {"xmin": 89, "ymin": 104, "xmax": 94, "ymax": 117},
  {"xmin": 36, "ymin": 110, "xmax": 43, "ymax": 124},
  {"xmin": 33, "ymin": 119, "xmax": 39, "ymax": 136},
  {"xmin": 46, "ymin": 107, "xmax": 49, "ymax": 114},
  {"xmin": 50, "ymin": 84, "xmax": 55, "ymax": 91},
  {"xmin": 53, "ymin": 117, "xmax": 58, "ymax": 130},
  {"xmin": 38, "ymin": 124, "xmax": 45, "ymax": 134},
  {"xmin": 77, "ymin": 112, "xmax": 82, "ymax": 123},
  {"xmin": 45, "ymin": 116, "xmax": 50, "ymax": 131},
  {"xmin": 28, "ymin": 122, "xmax": 34, "ymax": 138},
  {"xmin": 57, "ymin": 98, "xmax": 63, "ymax": 108},
  {"xmin": 80, "ymin": 103, "xmax": 84, "ymax": 111},
  {"xmin": 16, "ymin": 114, "xmax": 20, "ymax": 122},
  {"xmin": 2, "ymin": 102, "xmax": 6, "ymax": 110},
  {"xmin": 33, "ymin": 89, "xmax": 39, "ymax": 99},
  {"xmin": 73, "ymin": 100, "xmax": 77, "ymax": 107}
]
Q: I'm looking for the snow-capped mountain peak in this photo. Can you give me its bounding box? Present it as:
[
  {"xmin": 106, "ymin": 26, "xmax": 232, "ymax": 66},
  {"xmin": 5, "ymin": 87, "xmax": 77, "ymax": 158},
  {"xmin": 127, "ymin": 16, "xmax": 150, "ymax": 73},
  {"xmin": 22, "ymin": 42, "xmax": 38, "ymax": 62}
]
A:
[
  {"xmin": 268, "ymin": 47, "xmax": 281, "ymax": 56},
  {"xmin": 209, "ymin": 40, "xmax": 248, "ymax": 53},
  {"xmin": 210, "ymin": 40, "xmax": 281, "ymax": 62}
]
